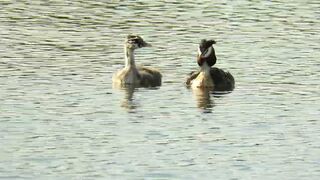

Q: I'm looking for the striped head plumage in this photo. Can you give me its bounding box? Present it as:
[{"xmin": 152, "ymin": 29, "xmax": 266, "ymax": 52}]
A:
[
  {"xmin": 197, "ymin": 39, "xmax": 217, "ymax": 67},
  {"xmin": 125, "ymin": 34, "xmax": 152, "ymax": 50}
]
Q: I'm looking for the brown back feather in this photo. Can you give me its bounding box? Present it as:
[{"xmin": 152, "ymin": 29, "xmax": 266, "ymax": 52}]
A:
[
  {"xmin": 210, "ymin": 67, "xmax": 235, "ymax": 91},
  {"xmin": 138, "ymin": 67, "xmax": 162, "ymax": 87}
]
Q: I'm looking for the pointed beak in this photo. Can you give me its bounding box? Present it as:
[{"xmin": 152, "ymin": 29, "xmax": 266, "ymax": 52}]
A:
[{"xmin": 142, "ymin": 42, "xmax": 152, "ymax": 47}]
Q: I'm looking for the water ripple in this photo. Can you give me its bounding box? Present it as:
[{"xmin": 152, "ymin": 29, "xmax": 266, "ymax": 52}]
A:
[{"xmin": 1, "ymin": 0, "xmax": 319, "ymax": 179}]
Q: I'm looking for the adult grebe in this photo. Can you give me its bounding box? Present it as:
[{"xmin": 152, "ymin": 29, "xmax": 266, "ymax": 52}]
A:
[
  {"xmin": 112, "ymin": 35, "xmax": 162, "ymax": 87},
  {"xmin": 186, "ymin": 39, "xmax": 235, "ymax": 91}
]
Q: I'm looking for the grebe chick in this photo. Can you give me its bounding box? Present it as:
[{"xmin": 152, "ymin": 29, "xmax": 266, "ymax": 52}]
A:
[
  {"xmin": 112, "ymin": 35, "xmax": 162, "ymax": 87},
  {"xmin": 186, "ymin": 39, "xmax": 235, "ymax": 91}
]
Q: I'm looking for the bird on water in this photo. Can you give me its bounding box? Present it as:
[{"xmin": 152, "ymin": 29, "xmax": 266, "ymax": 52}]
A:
[
  {"xmin": 186, "ymin": 39, "xmax": 235, "ymax": 91},
  {"xmin": 112, "ymin": 34, "xmax": 162, "ymax": 87}
]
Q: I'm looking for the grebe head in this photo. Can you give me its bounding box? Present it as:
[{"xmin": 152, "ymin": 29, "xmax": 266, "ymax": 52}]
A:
[
  {"xmin": 197, "ymin": 39, "xmax": 216, "ymax": 67},
  {"xmin": 125, "ymin": 34, "xmax": 152, "ymax": 50}
]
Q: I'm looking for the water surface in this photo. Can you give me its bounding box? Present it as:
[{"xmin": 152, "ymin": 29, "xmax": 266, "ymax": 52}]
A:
[{"xmin": 0, "ymin": 1, "xmax": 319, "ymax": 179}]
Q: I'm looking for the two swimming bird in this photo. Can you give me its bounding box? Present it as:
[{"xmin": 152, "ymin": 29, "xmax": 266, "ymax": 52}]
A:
[{"xmin": 113, "ymin": 35, "xmax": 235, "ymax": 91}]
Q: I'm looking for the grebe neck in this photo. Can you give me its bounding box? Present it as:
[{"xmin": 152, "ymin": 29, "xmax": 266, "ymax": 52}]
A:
[
  {"xmin": 200, "ymin": 62, "xmax": 211, "ymax": 76},
  {"xmin": 125, "ymin": 46, "xmax": 136, "ymax": 68}
]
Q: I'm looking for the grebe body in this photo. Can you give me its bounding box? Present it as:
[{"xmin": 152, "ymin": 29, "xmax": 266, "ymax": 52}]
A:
[{"xmin": 186, "ymin": 39, "xmax": 235, "ymax": 91}]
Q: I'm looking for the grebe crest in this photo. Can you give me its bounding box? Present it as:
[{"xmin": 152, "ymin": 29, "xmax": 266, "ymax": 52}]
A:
[
  {"xmin": 125, "ymin": 34, "xmax": 152, "ymax": 50},
  {"xmin": 197, "ymin": 39, "xmax": 217, "ymax": 67}
]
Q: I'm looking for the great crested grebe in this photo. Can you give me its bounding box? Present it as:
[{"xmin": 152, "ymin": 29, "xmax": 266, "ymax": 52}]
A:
[
  {"xmin": 112, "ymin": 35, "xmax": 162, "ymax": 87},
  {"xmin": 186, "ymin": 39, "xmax": 235, "ymax": 91}
]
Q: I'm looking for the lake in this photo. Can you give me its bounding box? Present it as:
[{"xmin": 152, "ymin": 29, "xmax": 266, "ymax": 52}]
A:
[{"xmin": 0, "ymin": 0, "xmax": 319, "ymax": 179}]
